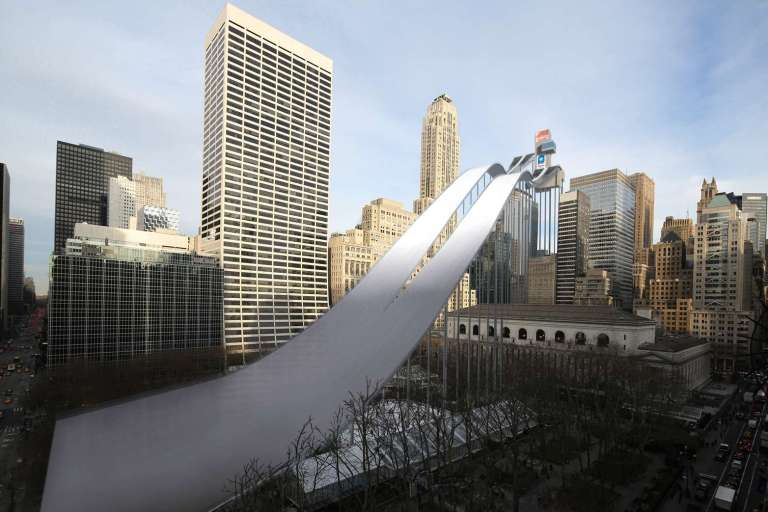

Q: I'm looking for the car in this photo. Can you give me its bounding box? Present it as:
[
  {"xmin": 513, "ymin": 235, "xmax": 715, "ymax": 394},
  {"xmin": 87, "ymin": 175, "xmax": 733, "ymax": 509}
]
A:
[
  {"xmin": 695, "ymin": 479, "xmax": 713, "ymax": 501},
  {"xmin": 3, "ymin": 398, "xmax": 12, "ymax": 405}
]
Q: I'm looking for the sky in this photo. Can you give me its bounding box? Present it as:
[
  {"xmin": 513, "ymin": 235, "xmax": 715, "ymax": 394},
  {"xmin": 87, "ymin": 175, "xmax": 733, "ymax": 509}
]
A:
[{"xmin": 0, "ymin": 1, "xmax": 766, "ymax": 295}]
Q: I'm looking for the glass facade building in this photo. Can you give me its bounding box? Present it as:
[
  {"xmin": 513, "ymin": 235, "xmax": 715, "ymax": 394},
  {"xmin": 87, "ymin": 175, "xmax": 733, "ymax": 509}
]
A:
[
  {"xmin": 570, "ymin": 169, "xmax": 636, "ymax": 309},
  {"xmin": 742, "ymin": 193, "xmax": 767, "ymax": 257},
  {"xmin": 556, "ymin": 190, "xmax": 590, "ymax": 304},
  {"xmin": 54, "ymin": 141, "xmax": 132, "ymax": 254},
  {"xmin": 48, "ymin": 238, "xmax": 223, "ymax": 366},
  {"xmin": 8, "ymin": 218, "xmax": 24, "ymax": 312}
]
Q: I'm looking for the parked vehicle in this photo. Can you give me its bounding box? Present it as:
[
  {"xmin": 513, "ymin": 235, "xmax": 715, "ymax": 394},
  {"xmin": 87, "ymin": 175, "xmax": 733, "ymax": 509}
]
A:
[{"xmin": 715, "ymin": 485, "xmax": 735, "ymax": 510}]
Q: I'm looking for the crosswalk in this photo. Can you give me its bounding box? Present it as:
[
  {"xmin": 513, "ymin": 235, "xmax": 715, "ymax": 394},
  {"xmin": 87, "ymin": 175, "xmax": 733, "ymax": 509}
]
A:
[
  {"xmin": 1, "ymin": 424, "xmax": 21, "ymax": 434},
  {"xmin": 1, "ymin": 424, "xmax": 20, "ymax": 448}
]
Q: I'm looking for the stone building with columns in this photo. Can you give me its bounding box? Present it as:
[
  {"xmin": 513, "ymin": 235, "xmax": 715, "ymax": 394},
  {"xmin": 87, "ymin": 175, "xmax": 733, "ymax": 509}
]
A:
[{"xmin": 445, "ymin": 304, "xmax": 710, "ymax": 390}]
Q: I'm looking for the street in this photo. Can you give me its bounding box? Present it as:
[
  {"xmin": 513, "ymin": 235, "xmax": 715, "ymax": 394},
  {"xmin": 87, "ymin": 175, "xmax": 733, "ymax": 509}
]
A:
[{"xmin": 0, "ymin": 316, "xmax": 38, "ymax": 499}]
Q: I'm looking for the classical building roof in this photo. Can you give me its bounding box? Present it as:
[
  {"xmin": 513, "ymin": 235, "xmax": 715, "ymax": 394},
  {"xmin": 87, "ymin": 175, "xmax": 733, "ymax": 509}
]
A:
[
  {"xmin": 637, "ymin": 334, "xmax": 708, "ymax": 353},
  {"xmin": 449, "ymin": 304, "xmax": 656, "ymax": 327}
]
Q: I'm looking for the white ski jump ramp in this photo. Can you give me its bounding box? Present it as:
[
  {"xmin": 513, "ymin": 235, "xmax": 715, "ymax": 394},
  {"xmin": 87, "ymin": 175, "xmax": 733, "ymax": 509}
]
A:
[{"xmin": 41, "ymin": 159, "xmax": 535, "ymax": 512}]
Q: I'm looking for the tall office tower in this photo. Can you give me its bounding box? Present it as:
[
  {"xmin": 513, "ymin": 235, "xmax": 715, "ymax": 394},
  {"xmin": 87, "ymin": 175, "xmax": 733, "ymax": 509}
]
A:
[
  {"xmin": 328, "ymin": 198, "xmax": 416, "ymax": 306},
  {"xmin": 629, "ymin": 173, "xmax": 655, "ymax": 265},
  {"xmin": 556, "ymin": 190, "xmax": 590, "ymax": 304},
  {"xmin": 470, "ymin": 184, "xmax": 535, "ymax": 305},
  {"xmin": 0, "ymin": 164, "xmax": 8, "ymax": 330},
  {"xmin": 696, "ymin": 178, "xmax": 718, "ymax": 223},
  {"xmin": 108, "ymin": 176, "xmax": 137, "ymax": 229},
  {"xmin": 692, "ymin": 193, "xmax": 753, "ymax": 375},
  {"xmin": 54, "ymin": 141, "xmax": 132, "ymax": 254},
  {"xmin": 201, "ymin": 5, "xmax": 332, "ymax": 354},
  {"xmin": 108, "ymin": 173, "xmax": 167, "ymax": 230},
  {"xmin": 413, "ymin": 94, "xmax": 460, "ymax": 215},
  {"xmin": 7, "ymin": 218, "xmax": 24, "ymax": 313},
  {"xmin": 134, "ymin": 172, "xmax": 166, "ymax": 211},
  {"xmin": 660, "ymin": 216, "xmax": 694, "ymax": 242},
  {"xmin": 528, "ymin": 255, "xmax": 556, "ymax": 304},
  {"xmin": 138, "ymin": 205, "xmax": 181, "ymax": 233},
  {"xmin": 570, "ymin": 169, "xmax": 636, "ymax": 309},
  {"xmin": 742, "ymin": 193, "xmax": 767, "ymax": 257},
  {"xmin": 48, "ymin": 224, "xmax": 223, "ymax": 366},
  {"xmin": 647, "ymin": 231, "xmax": 693, "ymax": 334}
]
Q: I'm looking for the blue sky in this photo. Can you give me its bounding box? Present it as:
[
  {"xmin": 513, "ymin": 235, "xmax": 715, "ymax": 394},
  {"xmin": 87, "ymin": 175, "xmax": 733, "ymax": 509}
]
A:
[{"xmin": 1, "ymin": 1, "xmax": 766, "ymax": 294}]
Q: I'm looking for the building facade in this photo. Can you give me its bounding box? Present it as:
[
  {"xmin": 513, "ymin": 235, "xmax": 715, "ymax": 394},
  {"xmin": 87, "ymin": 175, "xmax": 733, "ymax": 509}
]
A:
[
  {"xmin": 660, "ymin": 216, "xmax": 694, "ymax": 242},
  {"xmin": 574, "ymin": 269, "xmax": 613, "ymax": 306},
  {"xmin": 201, "ymin": 5, "xmax": 332, "ymax": 354},
  {"xmin": 413, "ymin": 94, "xmax": 460, "ymax": 215},
  {"xmin": 556, "ymin": 190, "xmax": 590, "ymax": 304},
  {"xmin": 133, "ymin": 172, "xmax": 166, "ymax": 211},
  {"xmin": 692, "ymin": 193, "xmax": 754, "ymax": 375},
  {"xmin": 7, "ymin": 218, "xmax": 24, "ymax": 313},
  {"xmin": 647, "ymin": 232, "xmax": 693, "ymax": 334},
  {"xmin": 445, "ymin": 305, "xmax": 709, "ymax": 391},
  {"xmin": 47, "ymin": 225, "xmax": 223, "ymax": 366},
  {"xmin": 742, "ymin": 193, "xmax": 767, "ymax": 258},
  {"xmin": 54, "ymin": 141, "xmax": 132, "ymax": 254},
  {"xmin": 570, "ymin": 169, "xmax": 636, "ymax": 308},
  {"xmin": 138, "ymin": 205, "xmax": 181, "ymax": 233},
  {"xmin": 108, "ymin": 173, "xmax": 167, "ymax": 230},
  {"xmin": 629, "ymin": 173, "xmax": 655, "ymax": 265},
  {"xmin": 528, "ymin": 254, "xmax": 556, "ymax": 304},
  {"xmin": 328, "ymin": 198, "xmax": 416, "ymax": 306},
  {"xmin": 696, "ymin": 178, "xmax": 718, "ymax": 223},
  {"xmin": 0, "ymin": 164, "xmax": 8, "ymax": 330}
]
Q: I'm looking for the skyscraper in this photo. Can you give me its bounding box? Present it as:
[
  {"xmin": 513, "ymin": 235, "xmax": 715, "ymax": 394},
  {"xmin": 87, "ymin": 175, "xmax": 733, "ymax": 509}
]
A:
[
  {"xmin": 532, "ymin": 129, "xmax": 563, "ymax": 256},
  {"xmin": 7, "ymin": 218, "xmax": 23, "ymax": 313},
  {"xmin": 570, "ymin": 169, "xmax": 636, "ymax": 308},
  {"xmin": 556, "ymin": 190, "xmax": 590, "ymax": 304},
  {"xmin": 414, "ymin": 94, "xmax": 460, "ymax": 215},
  {"xmin": 54, "ymin": 141, "xmax": 132, "ymax": 254},
  {"xmin": 696, "ymin": 178, "xmax": 718, "ymax": 223},
  {"xmin": 741, "ymin": 193, "xmax": 767, "ymax": 258},
  {"xmin": 692, "ymin": 193, "xmax": 753, "ymax": 375},
  {"xmin": 648, "ymin": 231, "xmax": 693, "ymax": 334},
  {"xmin": 201, "ymin": 5, "xmax": 332, "ymax": 355},
  {"xmin": 629, "ymin": 172, "xmax": 655, "ymax": 264},
  {"xmin": 108, "ymin": 172, "xmax": 166, "ymax": 230},
  {"xmin": 0, "ymin": 164, "xmax": 8, "ymax": 330}
]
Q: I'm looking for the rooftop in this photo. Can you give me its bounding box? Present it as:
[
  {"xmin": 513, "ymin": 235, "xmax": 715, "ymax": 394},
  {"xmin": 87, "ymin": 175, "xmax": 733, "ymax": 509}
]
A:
[
  {"xmin": 638, "ymin": 334, "xmax": 708, "ymax": 353},
  {"xmin": 450, "ymin": 304, "xmax": 656, "ymax": 327}
]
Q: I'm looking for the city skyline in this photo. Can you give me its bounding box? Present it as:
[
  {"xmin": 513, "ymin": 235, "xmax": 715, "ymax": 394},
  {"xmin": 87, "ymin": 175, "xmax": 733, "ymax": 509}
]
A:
[{"xmin": 1, "ymin": 1, "xmax": 767, "ymax": 295}]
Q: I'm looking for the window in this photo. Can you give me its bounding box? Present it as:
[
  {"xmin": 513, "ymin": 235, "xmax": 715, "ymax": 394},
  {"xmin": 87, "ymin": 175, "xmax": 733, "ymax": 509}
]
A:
[
  {"xmin": 597, "ymin": 333, "xmax": 610, "ymax": 347},
  {"xmin": 503, "ymin": 327, "xmax": 510, "ymax": 338},
  {"xmin": 488, "ymin": 326, "xmax": 495, "ymax": 337},
  {"xmin": 575, "ymin": 332, "xmax": 586, "ymax": 345},
  {"xmin": 472, "ymin": 325, "xmax": 479, "ymax": 336},
  {"xmin": 459, "ymin": 324, "xmax": 466, "ymax": 335},
  {"xmin": 555, "ymin": 330, "xmax": 565, "ymax": 343},
  {"xmin": 536, "ymin": 329, "xmax": 546, "ymax": 341},
  {"xmin": 518, "ymin": 328, "xmax": 527, "ymax": 340}
]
